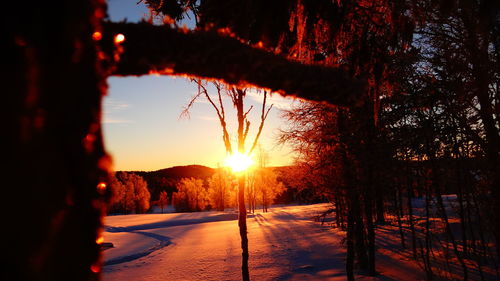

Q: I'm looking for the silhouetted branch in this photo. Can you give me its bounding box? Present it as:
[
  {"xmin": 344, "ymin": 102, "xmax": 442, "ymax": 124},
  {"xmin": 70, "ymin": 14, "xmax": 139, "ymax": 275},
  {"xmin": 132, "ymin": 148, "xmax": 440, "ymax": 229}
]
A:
[
  {"xmin": 187, "ymin": 79, "xmax": 233, "ymax": 154},
  {"xmin": 103, "ymin": 21, "xmax": 367, "ymax": 107},
  {"xmin": 249, "ymin": 91, "xmax": 273, "ymax": 154}
]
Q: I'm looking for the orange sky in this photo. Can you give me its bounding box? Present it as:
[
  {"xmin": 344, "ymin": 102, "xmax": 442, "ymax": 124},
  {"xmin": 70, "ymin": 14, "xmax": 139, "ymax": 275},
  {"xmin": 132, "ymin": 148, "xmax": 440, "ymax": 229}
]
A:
[
  {"xmin": 104, "ymin": 1, "xmax": 296, "ymax": 171},
  {"xmin": 102, "ymin": 76, "xmax": 296, "ymax": 171}
]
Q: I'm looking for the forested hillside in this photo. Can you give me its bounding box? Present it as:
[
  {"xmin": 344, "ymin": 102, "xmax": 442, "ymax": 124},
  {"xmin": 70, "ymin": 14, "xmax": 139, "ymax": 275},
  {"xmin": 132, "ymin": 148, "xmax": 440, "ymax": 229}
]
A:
[{"xmin": 126, "ymin": 165, "xmax": 215, "ymax": 201}]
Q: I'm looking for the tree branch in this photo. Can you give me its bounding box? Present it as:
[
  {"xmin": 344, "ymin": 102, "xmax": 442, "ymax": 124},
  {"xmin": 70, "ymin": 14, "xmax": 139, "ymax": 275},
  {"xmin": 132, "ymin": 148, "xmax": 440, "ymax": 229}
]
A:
[
  {"xmin": 180, "ymin": 81, "xmax": 204, "ymax": 119},
  {"xmin": 243, "ymin": 120, "xmax": 251, "ymax": 145},
  {"xmin": 190, "ymin": 79, "xmax": 233, "ymax": 154},
  {"xmin": 214, "ymin": 82, "xmax": 226, "ymax": 120},
  {"xmin": 103, "ymin": 21, "xmax": 367, "ymax": 107},
  {"xmin": 242, "ymin": 105, "xmax": 253, "ymax": 145},
  {"xmin": 249, "ymin": 92, "xmax": 274, "ymax": 154}
]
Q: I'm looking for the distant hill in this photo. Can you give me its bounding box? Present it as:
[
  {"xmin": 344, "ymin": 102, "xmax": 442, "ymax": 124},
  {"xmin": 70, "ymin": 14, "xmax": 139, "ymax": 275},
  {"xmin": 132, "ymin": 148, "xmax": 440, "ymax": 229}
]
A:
[
  {"xmin": 118, "ymin": 165, "xmax": 298, "ymax": 202},
  {"xmin": 118, "ymin": 165, "xmax": 216, "ymax": 200},
  {"xmin": 137, "ymin": 165, "xmax": 215, "ymax": 180}
]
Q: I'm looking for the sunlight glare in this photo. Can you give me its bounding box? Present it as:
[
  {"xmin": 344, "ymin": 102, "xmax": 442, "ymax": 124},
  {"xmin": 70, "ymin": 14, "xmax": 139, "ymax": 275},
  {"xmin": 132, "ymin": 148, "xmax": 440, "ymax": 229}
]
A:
[{"xmin": 225, "ymin": 152, "xmax": 253, "ymax": 172}]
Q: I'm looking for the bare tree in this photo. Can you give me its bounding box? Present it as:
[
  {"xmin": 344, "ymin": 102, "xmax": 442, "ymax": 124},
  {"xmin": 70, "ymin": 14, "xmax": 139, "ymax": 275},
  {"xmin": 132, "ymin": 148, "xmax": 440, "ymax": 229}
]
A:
[
  {"xmin": 252, "ymin": 168, "xmax": 285, "ymax": 213},
  {"xmin": 107, "ymin": 172, "xmax": 151, "ymax": 214},
  {"xmin": 172, "ymin": 178, "xmax": 208, "ymax": 212},
  {"xmin": 250, "ymin": 148, "xmax": 284, "ymax": 212},
  {"xmin": 208, "ymin": 166, "xmax": 234, "ymax": 211},
  {"xmin": 158, "ymin": 191, "xmax": 168, "ymax": 213},
  {"xmin": 183, "ymin": 79, "xmax": 273, "ymax": 281}
]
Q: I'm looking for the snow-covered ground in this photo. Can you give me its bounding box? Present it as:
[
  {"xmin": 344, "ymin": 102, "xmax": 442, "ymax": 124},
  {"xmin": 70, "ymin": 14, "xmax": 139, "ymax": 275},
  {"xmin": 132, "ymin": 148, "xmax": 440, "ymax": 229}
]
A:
[{"xmin": 102, "ymin": 204, "xmax": 423, "ymax": 281}]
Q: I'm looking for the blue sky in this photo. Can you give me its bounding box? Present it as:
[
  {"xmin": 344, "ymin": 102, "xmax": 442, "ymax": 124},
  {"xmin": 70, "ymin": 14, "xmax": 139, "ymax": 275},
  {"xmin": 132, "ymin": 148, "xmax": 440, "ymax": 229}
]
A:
[{"xmin": 103, "ymin": 0, "xmax": 295, "ymax": 171}]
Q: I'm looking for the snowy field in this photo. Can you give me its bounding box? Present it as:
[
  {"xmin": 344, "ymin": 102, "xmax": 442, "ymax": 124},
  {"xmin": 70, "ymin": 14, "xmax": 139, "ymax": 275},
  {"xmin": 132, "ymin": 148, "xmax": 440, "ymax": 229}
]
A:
[{"xmin": 102, "ymin": 204, "xmax": 423, "ymax": 281}]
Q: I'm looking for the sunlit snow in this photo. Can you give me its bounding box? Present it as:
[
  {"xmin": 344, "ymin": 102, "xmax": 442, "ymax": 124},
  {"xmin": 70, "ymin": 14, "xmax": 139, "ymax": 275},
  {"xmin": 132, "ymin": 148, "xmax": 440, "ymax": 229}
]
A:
[{"xmin": 102, "ymin": 204, "xmax": 423, "ymax": 280}]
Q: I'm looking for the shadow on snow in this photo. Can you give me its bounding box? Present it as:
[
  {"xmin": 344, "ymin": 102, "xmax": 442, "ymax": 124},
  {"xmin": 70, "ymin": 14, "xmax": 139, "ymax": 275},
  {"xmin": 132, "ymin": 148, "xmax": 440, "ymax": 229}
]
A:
[{"xmin": 104, "ymin": 231, "xmax": 172, "ymax": 266}]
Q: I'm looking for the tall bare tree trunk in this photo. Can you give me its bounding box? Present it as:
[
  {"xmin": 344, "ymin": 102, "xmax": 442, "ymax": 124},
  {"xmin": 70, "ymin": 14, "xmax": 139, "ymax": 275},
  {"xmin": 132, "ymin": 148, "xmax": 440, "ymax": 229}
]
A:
[
  {"xmin": 395, "ymin": 182, "xmax": 406, "ymax": 248},
  {"xmin": 423, "ymin": 183, "xmax": 434, "ymax": 280},
  {"xmin": 346, "ymin": 205, "xmax": 356, "ymax": 281},
  {"xmin": 236, "ymin": 89, "xmax": 250, "ymax": 281},
  {"xmin": 406, "ymin": 159, "xmax": 417, "ymax": 259},
  {"xmin": 238, "ymin": 174, "xmax": 250, "ymax": 281},
  {"xmin": 460, "ymin": 7, "xmax": 500, "ymax": 259}
]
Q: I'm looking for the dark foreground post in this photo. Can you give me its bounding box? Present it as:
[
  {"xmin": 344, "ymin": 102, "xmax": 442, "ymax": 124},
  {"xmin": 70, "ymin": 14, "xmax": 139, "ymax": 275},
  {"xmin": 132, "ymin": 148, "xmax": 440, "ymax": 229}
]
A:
[{"xmin": 3, "ymin": 1, "xmax": 109, "ymax": 280}]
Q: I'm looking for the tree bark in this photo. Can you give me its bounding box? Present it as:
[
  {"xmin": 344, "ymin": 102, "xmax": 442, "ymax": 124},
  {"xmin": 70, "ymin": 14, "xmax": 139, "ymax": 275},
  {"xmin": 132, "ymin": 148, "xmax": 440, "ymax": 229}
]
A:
[
  {"xmin": 460, "ymin": 6, "xmax": 500, "ymax": 259},
  {"xmin": 236, "ymin": 90, "xmax": 250, "ymax": 281},
  {"xmin": 406, "ymin": 159, "xmax": 417, "ymax": 259},
  {"xmin": 346, "ymin": 206, "xmax": 356, "ymax": 281},
  {"xmin": 3, "ymin": 1, "xmax": 109, "ymax": 280},
  {"xmin": 395, "ymin": 183, "xmax": 406, "ymax": 248},
  {"xmin": 238, "ymin": 174, "xmax": 250, "ymax": 281}
]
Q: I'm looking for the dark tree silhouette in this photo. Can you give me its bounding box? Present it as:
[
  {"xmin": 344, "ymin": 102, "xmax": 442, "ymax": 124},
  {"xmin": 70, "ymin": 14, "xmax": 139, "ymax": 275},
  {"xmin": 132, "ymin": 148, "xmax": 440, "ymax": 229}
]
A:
[
  {"xmin": 280, "ymin": 0, "xmax": 499, "ymax": 279},
  {"xmin": 4, "ymin": 1, "xmax": 110, "ymax": 280}
]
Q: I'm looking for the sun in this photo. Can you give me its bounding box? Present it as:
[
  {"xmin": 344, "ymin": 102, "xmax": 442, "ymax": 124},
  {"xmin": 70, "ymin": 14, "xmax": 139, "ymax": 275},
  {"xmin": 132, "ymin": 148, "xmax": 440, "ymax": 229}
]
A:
[{"xmin": 224, "ymin": 152, "xmax": 254, "ymax": 172}]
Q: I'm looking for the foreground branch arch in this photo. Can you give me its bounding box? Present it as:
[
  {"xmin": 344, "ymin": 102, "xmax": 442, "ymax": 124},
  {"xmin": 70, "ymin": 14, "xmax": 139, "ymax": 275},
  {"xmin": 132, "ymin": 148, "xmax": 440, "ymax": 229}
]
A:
[{"xmin": 104, "ymin": 22, "xmax": 367, "ymax": 107}]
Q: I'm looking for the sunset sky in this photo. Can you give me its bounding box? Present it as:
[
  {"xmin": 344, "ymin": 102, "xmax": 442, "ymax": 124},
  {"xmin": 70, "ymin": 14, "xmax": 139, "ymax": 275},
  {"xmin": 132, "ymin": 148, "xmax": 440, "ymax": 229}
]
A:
[{"xmin": 104, "ymin": 0, "xmax": 296, "ymax": 171}]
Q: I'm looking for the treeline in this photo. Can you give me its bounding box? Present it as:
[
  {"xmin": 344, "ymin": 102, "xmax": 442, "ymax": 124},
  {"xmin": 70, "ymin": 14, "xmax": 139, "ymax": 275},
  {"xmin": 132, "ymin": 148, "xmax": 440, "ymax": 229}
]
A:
[
  {"xmin": 108, "ymin": 172, "xmax": 151, "ymax": 214},
  {"xmin": 133, "ymin": 165, "xmax": 215, "ymax": 203},
  {"xmin": 107, "ymin": 166, "xmax": 288, "ymax": 214},
  {"xmin": 171, "ymin": 167, "xmax": 285, "ymax": 212}
]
